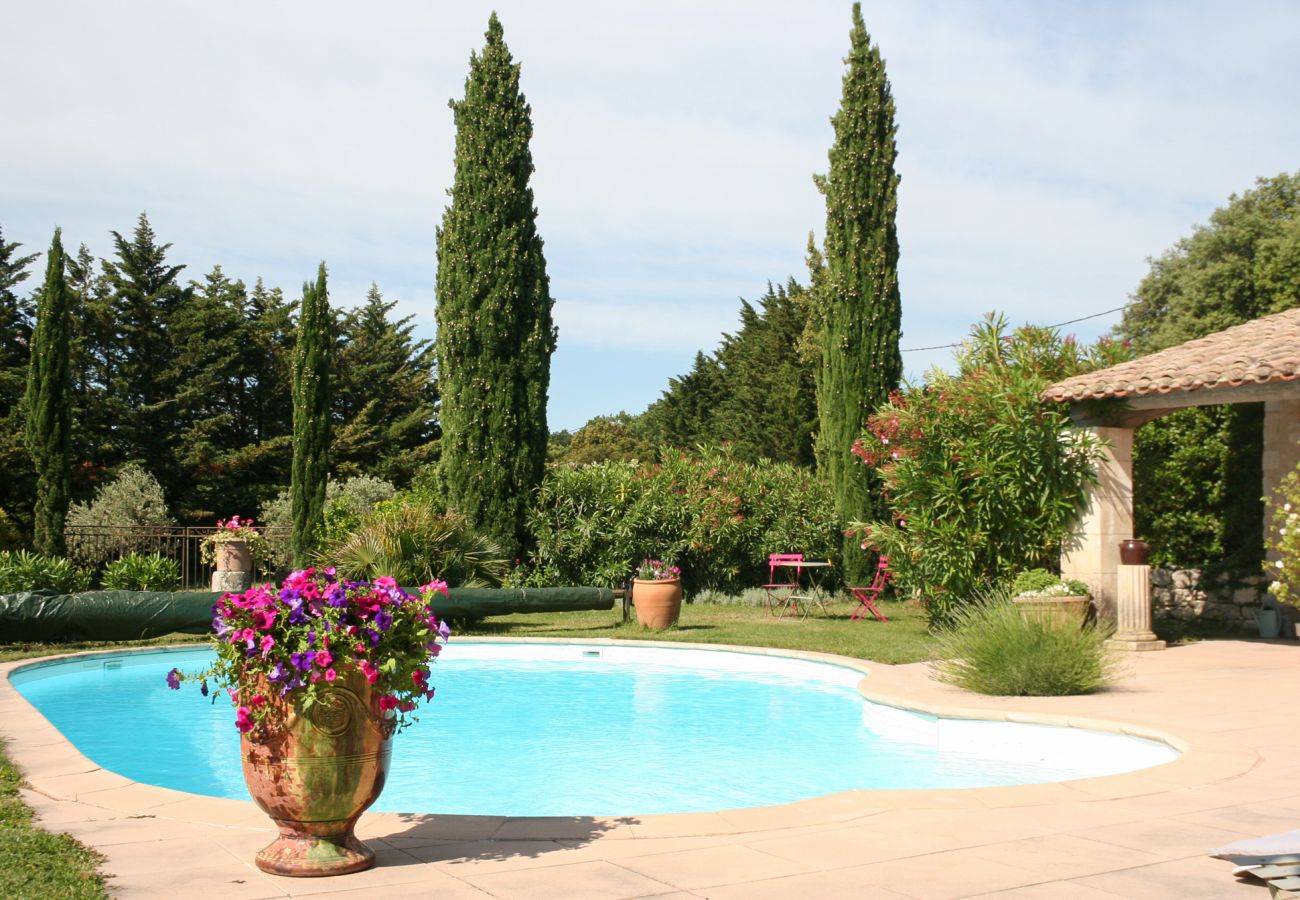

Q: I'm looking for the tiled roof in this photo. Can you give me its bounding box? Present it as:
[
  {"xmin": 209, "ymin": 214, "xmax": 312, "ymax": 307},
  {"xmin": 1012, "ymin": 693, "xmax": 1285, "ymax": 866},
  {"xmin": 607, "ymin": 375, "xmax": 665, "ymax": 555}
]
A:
[{"xmin": 1043, "ymin": 307, "xmax": 1300, "ymax": 403}]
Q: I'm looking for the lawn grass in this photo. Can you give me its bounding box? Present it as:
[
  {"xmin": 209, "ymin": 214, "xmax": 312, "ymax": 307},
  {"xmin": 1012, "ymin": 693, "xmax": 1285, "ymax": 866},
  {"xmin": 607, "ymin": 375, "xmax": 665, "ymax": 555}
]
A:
[
  {"xmin": 0, "ymin": 738, "xmax": 107, "ymax": 900},
  {"xmin": 458, "ymin": 594, "xmax": 935, "ymax": 665}
]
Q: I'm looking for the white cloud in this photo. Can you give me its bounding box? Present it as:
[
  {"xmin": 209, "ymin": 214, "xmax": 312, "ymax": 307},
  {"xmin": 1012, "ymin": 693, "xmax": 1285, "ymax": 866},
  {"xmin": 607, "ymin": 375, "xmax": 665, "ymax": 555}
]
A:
[{"xmin": 2, "ymin": 0, "xmax": 1297, "ymax": 428}]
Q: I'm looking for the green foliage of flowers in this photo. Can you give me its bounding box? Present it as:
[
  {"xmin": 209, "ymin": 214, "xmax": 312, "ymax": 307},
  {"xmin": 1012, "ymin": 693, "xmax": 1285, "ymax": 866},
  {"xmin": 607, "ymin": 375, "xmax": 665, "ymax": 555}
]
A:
[
  {"xmin": 0, "ymin": 550, "xmax": 91, "ymax": 594},
  {"xmin": 1009, "ymin": 568, "xmax": 1090, "ymax": 598},
  {"xmin": 933, "ymin": 592, "xmax": 1118, "ymax": 696},
  {"xmin": 1265, "ymin": 462, "xmax": 1300, "ymax": 607},
  {"xmin": 64, "ymin": 463, "xmax": 174, "ymax": 566},
  {"xmin": 852, "ymin": 315, "xmax": 1127, "ymax": 626},
  {"xmin": 321, "ymin": 498, "xmax": 507, "ymax": 588},
  {"xmin": 524, "ymin": 446, "xmax": 839, "ymax": 592},
  {"xmin": 100, "ymin": 552, "xmax": 181, "ymax": 591},
  {"xmin": 168, "ymin": 570, "xmax": 451, "ymax": 733}
]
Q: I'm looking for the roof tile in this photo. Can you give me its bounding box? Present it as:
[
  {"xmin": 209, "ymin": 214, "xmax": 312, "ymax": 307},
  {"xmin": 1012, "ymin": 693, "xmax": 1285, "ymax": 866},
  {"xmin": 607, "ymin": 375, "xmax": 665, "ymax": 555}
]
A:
[{"xmin": 1043, "ymin": 307, "xmax": 1300, "ymax": 402}]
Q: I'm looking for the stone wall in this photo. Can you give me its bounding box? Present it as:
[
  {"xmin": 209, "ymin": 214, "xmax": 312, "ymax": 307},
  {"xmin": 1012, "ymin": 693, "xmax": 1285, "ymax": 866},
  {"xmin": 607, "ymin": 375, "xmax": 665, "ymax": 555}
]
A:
[{"xmin": 1150, "ymin": 566, "xmax": 1270, "ymax": 630}]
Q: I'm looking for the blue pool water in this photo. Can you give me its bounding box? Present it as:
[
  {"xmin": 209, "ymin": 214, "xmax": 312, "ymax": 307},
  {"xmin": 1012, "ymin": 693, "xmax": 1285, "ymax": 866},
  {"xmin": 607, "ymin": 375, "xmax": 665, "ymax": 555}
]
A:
[{"xmin": 11, "ymin": 643, "xmax": 1177, "ymax": 816}]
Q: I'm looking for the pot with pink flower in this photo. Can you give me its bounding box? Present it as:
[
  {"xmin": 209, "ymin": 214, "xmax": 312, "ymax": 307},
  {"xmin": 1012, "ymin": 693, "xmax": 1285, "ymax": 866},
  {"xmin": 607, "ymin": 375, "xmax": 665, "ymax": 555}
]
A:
[
  {"xmin": 201, "ymin": 516, "xmax": 272, "ymax": 592},
  {"xmin": 168, "ymin": 569, "xmax": 452, "ymax": 877},
  {"xmin": 632, "ymin": 559, "xmax": 683, "ymax": 629}
]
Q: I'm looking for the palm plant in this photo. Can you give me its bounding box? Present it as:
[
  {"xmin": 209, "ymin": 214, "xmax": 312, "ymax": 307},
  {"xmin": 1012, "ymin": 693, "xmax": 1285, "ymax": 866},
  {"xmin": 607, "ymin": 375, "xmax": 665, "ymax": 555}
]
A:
[{"xmin": 320, "ymin": 502, "xmax": 507, "ymax": 588}]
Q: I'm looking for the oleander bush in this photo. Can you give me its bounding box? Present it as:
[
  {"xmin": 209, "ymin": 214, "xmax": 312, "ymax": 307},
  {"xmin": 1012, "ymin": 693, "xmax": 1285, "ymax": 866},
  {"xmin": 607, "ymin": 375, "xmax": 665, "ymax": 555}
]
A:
[
  {"xmin": 0, "ymin": 550, "xmax": 92, "ymax": 594},
  {"xmin": 523, "ymin": 446, "xmax": 839, "ymax": 592},
  {"xmin": 933, "ymin": 590, "xmax": 1118, "ymax": 696},
  {"xmin": 1265, "ymin": 460, "xmax": 1300, "ymax": 607},
  {"xmin": 100, "ymin": 553, "xmax": 181, "ymax": 592},
  {"xmin": 851, "ymin": 316, "xmax": 1128, "ymax": 626}
]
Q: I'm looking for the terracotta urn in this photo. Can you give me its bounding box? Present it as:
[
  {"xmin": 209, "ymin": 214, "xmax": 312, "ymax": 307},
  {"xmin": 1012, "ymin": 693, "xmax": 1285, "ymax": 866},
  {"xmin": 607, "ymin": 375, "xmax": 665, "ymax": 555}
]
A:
[
  {"xmin": 1119, "ymin": 539, "xmax": 1150, "ymax": 566},
  {"xmin": 216, "ymin": 539, "xmax": 253, "ymax": 573},
  {"xmin": 241, "ymin": 672, "xmax": 395, "ymax": 876},
  {"xmin": 632, "ymin": 578, "xmax": 683, "ymax": 629}
]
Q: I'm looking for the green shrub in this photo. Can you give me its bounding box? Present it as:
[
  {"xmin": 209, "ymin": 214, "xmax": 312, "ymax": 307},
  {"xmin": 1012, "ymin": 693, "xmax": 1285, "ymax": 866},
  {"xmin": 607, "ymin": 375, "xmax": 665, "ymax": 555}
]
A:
[
  {"xmin": 852, "ymin": 316, "xmax": 1127, "ymax": 626},
  {"xmin": 1009, "ymin": 568, "xmax": 1089, "ymax": 598},
  {"xmin": 320, "ymin": 499, "xmax": 507, "ymax": 587},
  {"xmin": 100, "ymin": 553, "xmax": 181, "ymax": 591},
  {"xmin": 261, "ymin": 475, "xmax": 398, "ymax": 571},
  {"xmin": 0, "ymin": 507, "xmax": 22, "ymax": 551},
  {"xmin": 0, "ymin": 551, "xmax": 92, "ymax": 594},
  {"xmin": 524, "ymin": 446, "xmax": 839, "ymax": 592},
  {"xmin": 64, "ymin": 463, "xmax": 174, "ymax": 566},
  {"xmin": 933, "ymin": 592, "xmax": 1118, "ymax": 696},
  {"xmin": 1265, "ymin": 460, "xmax": 1300, "ymax": 607}
]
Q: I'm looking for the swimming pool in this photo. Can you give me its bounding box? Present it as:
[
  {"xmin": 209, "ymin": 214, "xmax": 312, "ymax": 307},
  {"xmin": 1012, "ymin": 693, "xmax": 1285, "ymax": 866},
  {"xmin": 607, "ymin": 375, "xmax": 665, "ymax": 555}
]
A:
[{"xmin": 11, "ymin": 642, "xmax": 1178, "ymax": 816}]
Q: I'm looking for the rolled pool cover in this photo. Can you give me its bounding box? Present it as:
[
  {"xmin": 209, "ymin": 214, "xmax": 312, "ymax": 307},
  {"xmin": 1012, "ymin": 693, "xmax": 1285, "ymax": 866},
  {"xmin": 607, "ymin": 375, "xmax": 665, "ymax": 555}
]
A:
[{"xmin": 0, "ymin": 586, "xmax": 616, "ymax": 643}]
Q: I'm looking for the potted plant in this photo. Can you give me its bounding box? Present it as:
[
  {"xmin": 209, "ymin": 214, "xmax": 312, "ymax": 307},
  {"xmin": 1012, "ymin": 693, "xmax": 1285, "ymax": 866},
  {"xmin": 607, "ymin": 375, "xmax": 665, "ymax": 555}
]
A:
[
  {"xmin": 201, "ymin": 515, "xmax": 272, "ymax": 575},
  {"xmin": 167, "ymin": 568, "xmax": 451, "ymax": 876},
  {"xmin": 632, "ymin": 558, "xmax": 682, "ymax": 629},
  {"xmin": 1009, "ymin": 568, "xmax": 1092, "ymax": 626}
]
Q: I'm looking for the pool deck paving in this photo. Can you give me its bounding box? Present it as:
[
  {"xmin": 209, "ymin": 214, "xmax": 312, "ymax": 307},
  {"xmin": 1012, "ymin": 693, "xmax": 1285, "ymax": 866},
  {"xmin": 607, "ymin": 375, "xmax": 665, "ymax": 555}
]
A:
[{"xmin": 3, "ymin": 637, "xmax": 1299, "ymax": 899}]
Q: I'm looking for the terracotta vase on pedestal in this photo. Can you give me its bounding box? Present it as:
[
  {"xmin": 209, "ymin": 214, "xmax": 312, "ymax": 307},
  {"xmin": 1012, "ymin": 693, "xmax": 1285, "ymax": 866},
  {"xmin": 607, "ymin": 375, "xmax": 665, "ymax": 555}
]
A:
[
  {"xmin": 212, "ymin": 539, "xmax": 253, "ymax": 592},
  {"xmin": 632, "ymin": 578, "xmax": 683, "ymax": 629},
  {"xmin": 241, "ymin": 672, "xmax": 395, "ymax": 877}
]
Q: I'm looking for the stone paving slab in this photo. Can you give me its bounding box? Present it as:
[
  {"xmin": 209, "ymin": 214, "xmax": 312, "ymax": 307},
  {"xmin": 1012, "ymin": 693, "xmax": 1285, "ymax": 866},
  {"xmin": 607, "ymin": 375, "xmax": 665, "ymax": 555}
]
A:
[{"xmin": 3, "ymin": 638, "xmax": 1298, "ymax": 898}]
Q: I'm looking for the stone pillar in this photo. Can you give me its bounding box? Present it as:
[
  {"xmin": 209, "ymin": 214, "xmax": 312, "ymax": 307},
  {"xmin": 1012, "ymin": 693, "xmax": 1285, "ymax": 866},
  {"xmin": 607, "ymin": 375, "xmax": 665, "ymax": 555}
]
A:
[
  {"xmin": 1061, "ymin": 426, "xmax": 1133, "ymax": 622},
  {"xmin": 1262, "ymin": 399, "xmax": 1300, "ymax": 563},
  {"xmin": 1108, "ymin": 541, "xmax": 1165, "ymax": 651}
]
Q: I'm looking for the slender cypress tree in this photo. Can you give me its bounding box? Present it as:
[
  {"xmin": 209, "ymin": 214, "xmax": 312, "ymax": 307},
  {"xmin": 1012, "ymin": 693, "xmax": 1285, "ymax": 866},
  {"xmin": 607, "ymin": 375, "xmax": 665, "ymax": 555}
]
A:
[
  {"xmin": 436, "ymin": 13, "xmax": 557, "ymax": 560},
  {"xmin": 24, "ymin": 229, "xmax": 74, "ymax": 555},
  {"xmin": 290, "ymin": 263, "xmax": 331, "ymax": 567},
  {"xmin": 809, "ymin": 3, "xmax": 903, "ymax": 583}
]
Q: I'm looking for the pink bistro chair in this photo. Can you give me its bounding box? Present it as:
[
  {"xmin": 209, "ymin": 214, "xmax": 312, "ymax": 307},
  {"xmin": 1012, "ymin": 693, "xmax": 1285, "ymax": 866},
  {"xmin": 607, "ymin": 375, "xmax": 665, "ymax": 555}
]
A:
[
  {"xmin": 849, "ymin": 555, "xmax": 891, "ymax": 622},
  {"xmin": 763, "ymin": 553, "xmax": 803, "ymax": 617}
]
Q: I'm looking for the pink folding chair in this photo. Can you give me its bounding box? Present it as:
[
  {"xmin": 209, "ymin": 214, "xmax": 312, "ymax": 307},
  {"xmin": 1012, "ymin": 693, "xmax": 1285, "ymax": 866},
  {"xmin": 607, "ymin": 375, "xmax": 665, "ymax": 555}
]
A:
[
  {"xmin": 763, "ymin": 553, "xmax": 803, "ymax": 617},
  {"xmin": 849, "ymin": 556, "xmax": 890, "ymax": 622}
]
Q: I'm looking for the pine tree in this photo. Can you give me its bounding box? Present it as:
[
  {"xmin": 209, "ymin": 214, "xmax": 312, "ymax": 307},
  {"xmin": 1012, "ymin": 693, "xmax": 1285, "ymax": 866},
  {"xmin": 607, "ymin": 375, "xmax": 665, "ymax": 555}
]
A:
[
  {"xmin": 436, "ymin": 13, "xmax": 557, "ymax": 560},
  {"xmin": 809, "ymin": 3, "xmax": 902, "ymax": 583},
  {"xmin": 102, "ymin": 213, "xmax": 190, "ymax": 491},
  {"xmin": 290, "ymin": 263, "xmax": 331, "ymax": 567},
  {"xmin": 24, "ymin": 229, "xmax": 74, "ymax": 555},
  {"xmin": 334, "ymin": 283, "xmax": 438, "ymax": 484},
  {"xmin": 0, "ymin": 226, "xmax": 39, "ymax": 537}
]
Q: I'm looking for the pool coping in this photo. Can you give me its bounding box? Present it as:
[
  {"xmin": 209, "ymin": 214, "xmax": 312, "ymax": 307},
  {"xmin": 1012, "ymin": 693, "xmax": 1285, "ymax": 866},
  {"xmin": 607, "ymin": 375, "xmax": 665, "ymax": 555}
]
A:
[{"xmin": 0, "ymin": 636, "xmax": 1244, "ymax": 843}]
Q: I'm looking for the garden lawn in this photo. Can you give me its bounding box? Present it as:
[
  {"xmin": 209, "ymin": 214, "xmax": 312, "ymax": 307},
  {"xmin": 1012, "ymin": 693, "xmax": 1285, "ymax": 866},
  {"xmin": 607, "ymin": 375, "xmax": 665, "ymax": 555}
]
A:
[
  {"xmin": 0, "ymin": 738, "xmax": 106, "ymax": 900},
  {"xmin": 459, "ymin": 596, "xmax": 934, "ymax": 665}
]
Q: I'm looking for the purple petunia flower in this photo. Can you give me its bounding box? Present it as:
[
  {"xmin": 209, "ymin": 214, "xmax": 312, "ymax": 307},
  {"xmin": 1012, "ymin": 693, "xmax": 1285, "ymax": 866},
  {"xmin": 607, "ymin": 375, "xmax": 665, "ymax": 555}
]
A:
[
  {"xmin": 374, "ymin": 609, "xmax": 393, "ymax": 631},
  {"xmin": 165, "ymin": 668, "xmax": 181, "ymax": 690}
]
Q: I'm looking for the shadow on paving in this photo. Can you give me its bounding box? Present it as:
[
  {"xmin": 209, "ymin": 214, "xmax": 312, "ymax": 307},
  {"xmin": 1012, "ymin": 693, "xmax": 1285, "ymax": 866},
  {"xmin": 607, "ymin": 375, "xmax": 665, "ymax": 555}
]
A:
[{"xmin": 371, "ymin": 812, "xmax": 639, "ymax": 865}]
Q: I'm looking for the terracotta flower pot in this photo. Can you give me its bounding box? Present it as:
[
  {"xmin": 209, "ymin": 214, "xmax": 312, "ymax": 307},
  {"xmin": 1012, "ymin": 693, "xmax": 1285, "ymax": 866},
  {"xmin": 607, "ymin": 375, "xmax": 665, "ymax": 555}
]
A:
[
  {"xmin": 215, "ymin": 539, "xmax": 253, "ymax": 573},
  {"xmin": 632, "ymin": 578, "xmax": 683, "ymax": 629},
  {"xmin": 241, "ymin": 672, "xmax": 395, "ymax": 876}
]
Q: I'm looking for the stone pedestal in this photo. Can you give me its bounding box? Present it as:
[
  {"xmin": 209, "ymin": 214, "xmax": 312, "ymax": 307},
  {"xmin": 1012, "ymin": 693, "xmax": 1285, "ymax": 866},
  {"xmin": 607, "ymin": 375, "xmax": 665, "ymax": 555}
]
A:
[
  {"xmin": 212, "ymin": 569, "xmax": 252, "ymax": 592},
  {"xmin": 1107, "ymin": 562, "xmax": 1165, "ymax": 651}
]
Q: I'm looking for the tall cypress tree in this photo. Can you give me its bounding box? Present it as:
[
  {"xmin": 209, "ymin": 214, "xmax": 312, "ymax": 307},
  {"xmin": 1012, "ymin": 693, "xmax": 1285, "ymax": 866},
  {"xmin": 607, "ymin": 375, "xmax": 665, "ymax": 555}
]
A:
[
  {"xmin": 809, "ymin": 3, "xmax": 902, "ymax": 583},
  {"xmin": 436, "ymin": 13, "xmax": 557, "ymax": 559},
  {"xmin": 290, "ymin": 263, "xmax": 331, "ymax": 567},
  {"xmin": 24, "ymin": 229, "xmax": 74, "ymax": 555}
]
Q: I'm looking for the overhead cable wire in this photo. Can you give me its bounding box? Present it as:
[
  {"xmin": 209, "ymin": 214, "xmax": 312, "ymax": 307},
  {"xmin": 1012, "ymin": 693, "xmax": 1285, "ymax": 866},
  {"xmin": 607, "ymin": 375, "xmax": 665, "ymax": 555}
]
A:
[{"xmin": 900, "ymin": 304, "xmax": 1130, "ymax": 353}]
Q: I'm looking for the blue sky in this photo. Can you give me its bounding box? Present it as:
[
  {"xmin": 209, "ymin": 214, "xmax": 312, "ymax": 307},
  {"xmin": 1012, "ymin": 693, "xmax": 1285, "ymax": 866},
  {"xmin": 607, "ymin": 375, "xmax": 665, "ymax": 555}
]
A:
[{"xmin": 3, "ymin": 1, "xmax": 1297, "ymax": 430}]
